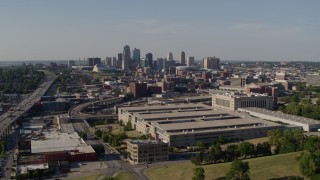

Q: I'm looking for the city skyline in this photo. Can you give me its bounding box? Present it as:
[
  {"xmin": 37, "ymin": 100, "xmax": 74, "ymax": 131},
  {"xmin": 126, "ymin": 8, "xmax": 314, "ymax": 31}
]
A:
[{"xmin": 0, "ymin": 0, "xmax": 320, "ymax": 61}]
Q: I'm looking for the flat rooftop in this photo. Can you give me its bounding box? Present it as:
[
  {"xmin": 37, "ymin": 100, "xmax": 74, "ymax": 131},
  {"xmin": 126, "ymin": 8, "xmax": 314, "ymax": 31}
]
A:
[
  {"xmin": 240, "ymin": 107, "xmax": 320, "ymax": 125},
  {"xmin": 31, "ymin": 131, "xmax": 95, "ymax": 154},
  {"xmin": 213, "ymin": 91, "xmax": 271, "ymax": 98},
  {"xmin": 120, "ymin": 103, "xmax": 209, "ymax": 112},
  {"xmin": 129, "ymin": 140, "xmax": 167, "ymax": 145},
  {"xmin": 121, "ymin": 104, "xmax": 282, "ymax": 135}
]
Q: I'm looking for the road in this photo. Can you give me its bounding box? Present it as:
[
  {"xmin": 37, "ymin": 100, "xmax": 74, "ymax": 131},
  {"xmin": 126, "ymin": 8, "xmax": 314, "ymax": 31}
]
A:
[
  {"xmin": 68, "ymin": 96, "xmax": 149, "ymax": 180},
  {"xmin": 1, "ymin": 126, "xmax": 19, "ymax": 179},
  {"xmin": 68, "ymin": 97, "xmax": 122, "ymax": 120},
  {"xmin": 0, "ymin": 71, "xmax": 57, "ymax": 138}
]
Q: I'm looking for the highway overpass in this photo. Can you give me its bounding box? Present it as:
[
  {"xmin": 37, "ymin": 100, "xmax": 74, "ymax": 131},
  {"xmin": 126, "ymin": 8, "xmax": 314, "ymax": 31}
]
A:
[
  {"xmin": 0, "ymin": 71, "xmax": 57, "ymax": 139},
  {"xmin": 68, "ymin": 97, "xmax": 123, "ymax": 120}
]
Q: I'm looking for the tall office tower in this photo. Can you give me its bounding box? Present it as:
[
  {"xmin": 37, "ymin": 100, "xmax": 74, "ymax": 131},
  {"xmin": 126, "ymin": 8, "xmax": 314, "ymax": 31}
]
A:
[
  {"xmin": 167, "ymin": 52, "xmax": 173, "ymax": 61},
  {"xmin": 112, "ymin": 57, "xmax": 117, "ymax": 67},
  {"xmin": 157, "ymin": 58, "xmax": 165, "ymax": 69},
  {"xmin": 187, "ymin": 56, "xmax": 195, "ymax": 66},
  {"xmin": 106, "ymin": 57, "xmax": 112, "ymax": 66},
  {"xmin": 88, "ymin": 57, "xmax": 102, "ymax": 67},
  {"xmin": 132, "ymin": 48, "xmax": 140, "ymax": 66},
  {"xmin": 122, "ymin": 45, "xmax": 131, "ymax": 70},
  {"xmin": 117, "ymin": 53, "xmax": 123, "ymax": 69},
  {"xmin": 140, "ymin": 58, "xmax": 149, "ymax": 67},
  {"xmin": 146, "ymin": 53, "xmax": 153, "ymax": 68},
  {"xmin": 68, "ymin": 60, "xmax": 76, "ymax": 67},
  {"xmin": 180, "ymin": 51, "xmax": 186, "ymax": 65},
  {"xmin": 202, "ymin": 57, "xmax": 220, "ymax": 70}
]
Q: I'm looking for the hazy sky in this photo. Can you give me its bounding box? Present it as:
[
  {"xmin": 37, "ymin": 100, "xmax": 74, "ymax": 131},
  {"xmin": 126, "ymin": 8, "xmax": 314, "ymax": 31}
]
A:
[{"xmin": 0, "ymin": 0, "xmax": 319, "ymax": 61}]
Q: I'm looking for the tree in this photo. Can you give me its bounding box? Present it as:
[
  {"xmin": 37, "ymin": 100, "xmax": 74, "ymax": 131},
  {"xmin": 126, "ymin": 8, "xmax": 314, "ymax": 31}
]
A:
[
  {"xmin": 191, "ymin": 152, "xmax": 204, "ymax": 165},
  {"xmin": 124, "ymin": 121, "xmax": 133, "ymax": 131},
  {"xmin": 267, "ymin": 129, "xmax": 283, "ymax": 146},
  {"xmin": 214, "ymin": 136, "xmax": 225, "ymax": 145},
  {"xmin": 192, "ymin": 167, "xmax": 205, "ymax": 180},
  {"xmin": 196, "ymin": 141, "xmax": 205, "ymax": 149},
  {"xmin": 256, "ymin": 142, "xmax": 271, "ymax": 156},
  {"xmin": 238, "ymin": 142, "xmax": 254, "ymax": 159},
  {"xmin": 226, "ymin": 160, "xmax": 250, "ymax": 180},
  {"xmin": 208, "ymin": 143, "xmax": 223, "ymax": 163},
  {"xmin": 297, "ymin": 151, "xmax": 319, "ymax": 177},
  {"xmin": 224, "ymin": 144, "xmax": 240, "ymax": 162},
  {"xmin": 102, "ymin": 133, "xmax": 109, "ymax": 143},
  {"xmin": 304, "ymin": 136, "xmax": 320, "ymax": 153},
  {"xmin": 278, "ymin": 129, "xmax": 304, "ymax": 154}
]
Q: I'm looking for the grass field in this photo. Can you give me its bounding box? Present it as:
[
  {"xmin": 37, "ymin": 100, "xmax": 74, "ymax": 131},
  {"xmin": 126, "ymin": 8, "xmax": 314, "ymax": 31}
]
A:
[
  {"xmin": 115, "ymin": 172, "xmax": 135, "ymax": 180},
  {"xmin": 145, "ymin": 152, "xmax": 302, "ymax": 180},
  {"xmin": 67, "ymin": 174, "xmax": 102, "ymax": 180},
  {"xmin": 97, "ymin": 124, "xmax": 142, "ymax": 139}
]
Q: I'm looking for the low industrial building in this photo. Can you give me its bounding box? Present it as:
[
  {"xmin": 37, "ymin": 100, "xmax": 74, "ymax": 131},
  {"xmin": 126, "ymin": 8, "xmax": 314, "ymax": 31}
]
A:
[
  {"xmin": 238, "ymin": 107, "xmax": 320, "ymax": 132},
  {"xmin": 212, "ymin": 91, "xmax": 273, "ymax": 111},
  {"xmin": 306, "ymin": 73, "xmax": 320, "ymax": 86},
  {"xmin": 118, "ymin": 103, "xmax": 288, "ymax": 147},
  {"xmin": 127, "ymin": 140, "xmax": 168, "ymax": 164},
  {"xmin": 31, "ymin": 131, "xmax": 97, "ymax": 162}
]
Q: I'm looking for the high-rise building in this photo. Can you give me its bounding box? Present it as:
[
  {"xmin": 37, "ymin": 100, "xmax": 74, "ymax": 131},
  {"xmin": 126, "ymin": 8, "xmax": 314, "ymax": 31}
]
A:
[
  {"xmin": 157, "ymin": 58, "xmax": 165, "ymax": 69},
  {"xmin": 88, "ymin": 57, "xmax": 101, "ymax": 67},
  {"xmin": 146, "ymin": 53, "xmax": 153, "ymax": 68},
  {"xmin": 180, "ymin": 51, "xmax": 186, "ymax": 65},
  {"xmin": 111, "ymin": 57, "xmax": 117, "ymax": 67},
  {"xmin": 167, "ymin": 52, "xmax": 173, "ymax": 61},
  {"xmin": 117, "ymin": 53, "xmax": 123, "ymax": 69},
  {"xmin": 140, "ymin": 58, "xmax": 149, "ymax": 68},
  {"xmin": 68, "ymin": 60, "xmax": 76, "ymax": 67},
  {"xmin": 202, "ymin": 57, "xmax": 220, "ymax": 70},
  {"xmin": 122, "ymin": 45, "xmax": 131, "ymax": 70},
  {"xmin": 132, "ymin": 48, "xmax": 140, "ymax": 66},
  {"xmin": 187, "ymin": 56, "xmax": 194, "ymax": 66},
  {"xmin": 128, "ymin": 82, "xmax": 148, "ymax": 98},
  {"xmin": 105, "ymin": 57, "xmax": 112, "ymax": 66}
]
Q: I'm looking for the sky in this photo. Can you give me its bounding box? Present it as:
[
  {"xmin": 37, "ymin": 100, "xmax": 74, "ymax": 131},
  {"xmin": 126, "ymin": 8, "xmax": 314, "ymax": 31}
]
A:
[{"xmin": 0, "ymin": 0, "xmax": 319, "ymax": 61}]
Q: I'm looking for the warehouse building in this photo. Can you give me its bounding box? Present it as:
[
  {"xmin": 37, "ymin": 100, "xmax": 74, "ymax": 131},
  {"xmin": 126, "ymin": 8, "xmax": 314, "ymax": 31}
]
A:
[
  {"xmin": 31, "ymin": 131, "xmax": 97, "ymax": 162},
  {"xmin": 118, "ymin": 104, "xmax": 289, "ymax": 147},
  {"xmin": 238, "ymin": 107, "xmax": 320, "ymax": 132}
]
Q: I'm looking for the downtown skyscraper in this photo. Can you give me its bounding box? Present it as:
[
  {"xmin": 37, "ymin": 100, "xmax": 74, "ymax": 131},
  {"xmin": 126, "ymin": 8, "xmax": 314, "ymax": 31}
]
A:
[
  {"xmin": 167, "ymin": 52, "xmax": 173, "ymax": 61},
  {"xmin": 180, "ymin": 51, "xmax": 186, "ymax": 65},
  {"xmin": 122, "ymin": 45, "xmax": 131, "ymax": 70},
  {"xmin": 146, "ymin": 53, "xmax": 153, "ymax": 68},
  {"xmin": 132, "ymin": 48, "xmax": 140, "ymax": 67}
]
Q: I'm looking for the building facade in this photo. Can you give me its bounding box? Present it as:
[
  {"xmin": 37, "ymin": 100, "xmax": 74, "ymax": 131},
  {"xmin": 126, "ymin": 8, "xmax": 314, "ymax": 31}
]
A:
[
  {"xmin": 187, "ymin": 56, "xmax": 194, "ymax": 66},
  {"xmin": 118, "ymin": 103, "xmax": 285, "ymax": 147},
  {"xmin": 132, "ymin": 48, "xmax": 140, "ymax": 67},
  {"xmin": 127, "ymin": 140, "xmax": 169, "ymax": 164},
  {"xmin": 180, "ymin": 51, "xmax": 186, "ymax": 65},
  {"xmin": 88, "ymin": 57, "xmax": 101, "ymax": 67},
  {"xmin": 212, "ymin": 92, "xmax": 273, "ymax": 111},
  {"xmin": 146, "ymin": 53, "xmax": 153, "ymax": 68},
  {"xmin": 117, "ymin": 53, "xmax": 123, "ymax": 69},
  {"xmin": 122, "ymin": 45, "xmax": 131, "ymax": 70},
  {"xmin": 167, "ymin": 52, "xmax": 173, "ymax": 61},
  {"xmin": 68, "ymin": 60, "xmax": 76, "ymax": 67},
  {"xmin": 203, "ymin": 57, "xmax": 220, "ymax": 70},
  {"xmin": 128, "ymin": 82, "xmax": 148, "ymax": 98}
]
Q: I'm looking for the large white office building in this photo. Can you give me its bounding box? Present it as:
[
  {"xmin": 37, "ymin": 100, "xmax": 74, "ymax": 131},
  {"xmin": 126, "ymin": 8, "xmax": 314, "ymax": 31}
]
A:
[{"xmin": 118, "ymin": 103, "xmax": 288, "ymax": 147}]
